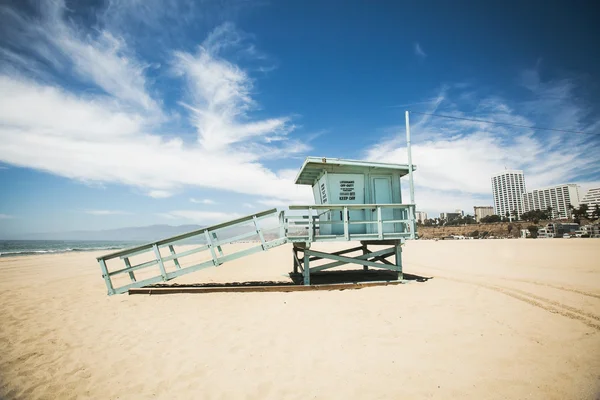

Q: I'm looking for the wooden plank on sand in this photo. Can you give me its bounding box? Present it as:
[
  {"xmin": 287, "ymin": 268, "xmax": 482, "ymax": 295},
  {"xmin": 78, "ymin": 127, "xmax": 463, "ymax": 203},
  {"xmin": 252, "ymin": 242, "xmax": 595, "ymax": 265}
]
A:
[{"xmin": 128, "ymin": 280, "xmax": 404, "ymax": 295}]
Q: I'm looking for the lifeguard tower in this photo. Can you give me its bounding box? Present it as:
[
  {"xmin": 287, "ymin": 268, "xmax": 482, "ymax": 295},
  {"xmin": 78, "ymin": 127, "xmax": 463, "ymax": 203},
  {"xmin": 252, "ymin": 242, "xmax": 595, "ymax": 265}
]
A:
[{"xmin": 97, "ymin": 114, "xmax": 418, "ymax": 294}]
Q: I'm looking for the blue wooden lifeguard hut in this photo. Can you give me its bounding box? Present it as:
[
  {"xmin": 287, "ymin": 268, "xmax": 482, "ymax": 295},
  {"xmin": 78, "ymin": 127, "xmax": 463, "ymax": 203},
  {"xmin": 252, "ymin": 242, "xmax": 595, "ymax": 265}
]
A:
[{"xmin": 96, "ymin": 113, "xmax": 418, "ymax": 294}]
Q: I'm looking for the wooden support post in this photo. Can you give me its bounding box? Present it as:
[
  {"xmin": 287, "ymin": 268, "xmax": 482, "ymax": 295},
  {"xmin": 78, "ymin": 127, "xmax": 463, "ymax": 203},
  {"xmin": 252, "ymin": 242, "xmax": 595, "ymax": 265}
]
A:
[
  {"xmin": 362, "ymin": 244, "xmax": 368, "ymax": 271},
  {"xmin": 303, "ymin": 243, "xmax": 310, "ymax": 285},
  {"xmin": 395, "ymin": 242, "xmax": 403, "ymax": 280},
  {"xmin": 99, "ymin": 259, "xmax": 115, "ymax": 295},
  {"xmin": 153, "ymin": 244, "xmax": 168, "ymax": 281},
  {"xmin": 168, "ymin": 245, "xmax": 181, "ymax": 269},
  {"xmin": 123, "ymin": 257, "xmax": 137, "ymax": 282},
  {"xmin": 293, "ymin": 247, "xmax": 299, "ymax": 274}
]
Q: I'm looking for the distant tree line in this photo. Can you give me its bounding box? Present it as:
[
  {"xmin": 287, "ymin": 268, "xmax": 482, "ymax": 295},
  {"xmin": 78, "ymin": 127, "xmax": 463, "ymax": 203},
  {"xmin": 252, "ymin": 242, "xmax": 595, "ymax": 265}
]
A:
[{"xmin": 417, "ymin": 204, "xmax": 600, "ymax": 227}]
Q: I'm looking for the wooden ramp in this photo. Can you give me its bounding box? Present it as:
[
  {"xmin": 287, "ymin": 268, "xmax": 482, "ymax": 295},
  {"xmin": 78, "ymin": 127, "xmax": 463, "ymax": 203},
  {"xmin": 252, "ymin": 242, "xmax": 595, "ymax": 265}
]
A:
[{"xmin": 97, "ymin": 209, "xmax": 286, "ymax": 295}]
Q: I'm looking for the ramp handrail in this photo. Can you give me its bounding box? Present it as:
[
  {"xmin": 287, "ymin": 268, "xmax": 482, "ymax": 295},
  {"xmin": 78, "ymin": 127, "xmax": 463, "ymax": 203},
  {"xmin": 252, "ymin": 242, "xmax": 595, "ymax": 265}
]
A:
[{"xmin": 97, "ymin": 208, "xmax": 285, "ymax": 295}]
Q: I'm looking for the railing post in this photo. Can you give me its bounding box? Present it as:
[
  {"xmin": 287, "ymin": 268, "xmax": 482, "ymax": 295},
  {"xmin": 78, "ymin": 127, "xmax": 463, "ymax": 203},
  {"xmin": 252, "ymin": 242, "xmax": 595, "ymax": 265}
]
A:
[
  {"xmin": 343, "ymin": 206, "xmax": 349, "ymax": 240},
  {"xmin": 377, "ymin": 206, "xmax": 383, "ymax": 240},
  {"xmin": 253, "ymin": 215, "xmax": 266, "ymax": 249},
  {"xmin": 99, "ymin": 259, "xmax": 116, "ymax": 295},
  {"xmin": 152, "ymin": 244, "xmax": 168, "ymax": 281},
  {"xmin": 168, "ymin": 245, "xmax": 181, "ymax": 269},
  {"xmin": 308, "ymin": 207, "xmax": 314, "ymax": 242},
  {"xmin": 124, "ymin": 257, "xmax": 137, "ymax": 282},
  {"xmin": 212, "ymin": 232, "xmax": 224, "ymax": 256},
  {"xmin": 204, "ymin": 230, "xmax": 220, "ymax": 266}
]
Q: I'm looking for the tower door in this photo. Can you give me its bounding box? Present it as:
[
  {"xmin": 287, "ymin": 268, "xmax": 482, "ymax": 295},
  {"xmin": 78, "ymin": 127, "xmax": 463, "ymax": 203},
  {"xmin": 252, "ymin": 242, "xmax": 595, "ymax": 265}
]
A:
[{"xmin": 371, "ymin": 176, "xmax": 395, "ymax": 233}]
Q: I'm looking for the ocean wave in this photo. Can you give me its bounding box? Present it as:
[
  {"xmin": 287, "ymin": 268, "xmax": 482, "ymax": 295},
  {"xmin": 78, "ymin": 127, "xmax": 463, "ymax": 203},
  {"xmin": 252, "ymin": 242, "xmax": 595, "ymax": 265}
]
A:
[{"xmin": 0, "ymin": 246, "xmax": 125, "ymax": 257}]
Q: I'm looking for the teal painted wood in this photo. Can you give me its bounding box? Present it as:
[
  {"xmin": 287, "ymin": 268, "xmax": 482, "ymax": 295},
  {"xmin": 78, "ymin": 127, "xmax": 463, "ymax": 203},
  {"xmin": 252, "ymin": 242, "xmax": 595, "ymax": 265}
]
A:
[
  {"xmin": 161, "ymin": 245, "xmax": 208, "ymax": 262},
  {"xmin": 108, "ymin": 259, "xmax": 158, "ymax": 276},
  {"xmin": 204, "ymin": 230, "xmax": 220, "ymax": 266},
  {"xmin": 308, "ymin": 247, "xmax": 395, "ymax": 272},
  {"xmin": 98, "ymin": 208, "xmax": 287, "ymax": 295},
  {"xmin": 168, "ymin": 245, "xmax": 181, "ymax": 269},
  {"xmin": 99, "ymin": 259, "xmax": 115, "ymax": 295},
  {"xmin": 123, "ymin": 257, "xmax": 136, "ymax": 282},
  {"xmin": 377, "ymin": 207, "xmax": 383, "ymax": 240},
  {"xmin": 212, "ymin": 230, "xmax": 258, "ymax": 247},
  {"xmin": 306, "ymin": 248, "xmax": 396, "ymax": 272},
  {"xmin": 395, "ymin": 243, "xmax": 403, "ymax": 278},
  {"xmin": 113, "ymin": 275, "xmax": 167, "ymax": 295},
  {"xmin": 305, "ymin": 245, "xmax": 364, "ymax": 262},
  {"xmin": 212, "ymin": 232, "xmax": 224, "ymax": 256},
  {"xmin": 253, "ymin": 215, "xmax": 266, "ymax": 249},
  {"xmin": 97, "ymin": 208, "xmax": 278, "ymax": 261},
  {"xmin": 308, "ymin": 207, "xmax": 314, "ymax": 242},
  {"xmin": 152, "ymin": 244, "xmax": 168, "ymax": 281},
  {"xmin": 303, "ymin": 247, "xmax": 310, "ymax": 285},
  {"xmin": 343, "ymin": 206, "xmax": 349, "ymax": 240},
  {"xmin": 166, "ymin": 259, "xmax": 215, "ymax": 280},
  {"xmin": 119, "ymin": 248, "xmax": 153, "ymax": 260},
  {"xmin": 286, "ymin": 233, "xmax": 409, "ymax": 243}
]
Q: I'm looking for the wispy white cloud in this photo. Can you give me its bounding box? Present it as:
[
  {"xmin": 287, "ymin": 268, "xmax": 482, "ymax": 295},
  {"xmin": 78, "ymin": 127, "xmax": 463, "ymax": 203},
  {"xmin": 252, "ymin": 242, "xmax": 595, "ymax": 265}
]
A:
[
  {"xmin": 147, "ymin": 190, "xmax": 173, "ymax": 199},
  {"xmin": 414, "ymin": 42, "xmax": 426, "ymax": 58},
  {"xmin": 0, "ymin": 4, "xmax": 313, "ymax": 206},
  {"xmin": 85, "ymin": 210, "xmax": 131, "ymax": 216},
  {"xmin": 242, "ymin": 202, "xmax": 254, "ymax": 208},
  {"xmin": 0, "ymin": 214, "xmax": 14, "ymax": 219},
  {"xmin": 190, "ymin": 198, "xmax": 216, "ymax": 204},
  {"xmin": 365, "ymin": 71, "xmax": 600, "ymax": 215},
  {"xmin": 0, "ymin": 0, "xmax": 159, "ymax": 114}
]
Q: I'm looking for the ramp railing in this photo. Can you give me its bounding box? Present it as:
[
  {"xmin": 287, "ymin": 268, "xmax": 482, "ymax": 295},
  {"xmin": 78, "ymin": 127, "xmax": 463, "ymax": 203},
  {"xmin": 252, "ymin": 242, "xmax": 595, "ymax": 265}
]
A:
[
  {"xmin": 97, "ymin": 208, "xmax": 285, "ymax": 295},
  {"xmin": 285, "ymin": 204, "xmax": 416, "ymax": 242}
]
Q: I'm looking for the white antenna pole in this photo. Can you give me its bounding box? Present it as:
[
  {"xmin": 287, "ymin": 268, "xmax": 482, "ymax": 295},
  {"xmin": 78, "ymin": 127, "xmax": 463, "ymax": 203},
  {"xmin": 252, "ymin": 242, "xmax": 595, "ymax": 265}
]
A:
[{"xmin": 405, "ymin": 111, "xmax": 415, "ymax": 205}]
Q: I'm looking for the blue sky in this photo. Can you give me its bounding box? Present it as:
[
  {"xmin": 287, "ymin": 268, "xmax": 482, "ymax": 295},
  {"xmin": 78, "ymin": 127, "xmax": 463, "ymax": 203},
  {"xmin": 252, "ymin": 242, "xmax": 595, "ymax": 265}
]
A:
[{"xmin": 0, "ymin": 0, "xmax": 599, "ymax": 237}]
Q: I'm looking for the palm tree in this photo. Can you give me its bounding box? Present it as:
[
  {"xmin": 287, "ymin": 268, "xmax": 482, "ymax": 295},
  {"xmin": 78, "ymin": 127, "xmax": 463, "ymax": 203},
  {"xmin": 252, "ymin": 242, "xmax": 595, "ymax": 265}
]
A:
[
  {"xmin": 567, "ymin": 203, "xmax": 575, "ymax": 219},
  {"xmin": 511, "ymin": 209, "xmax": 519, "ymax": 221},
  {"xmin": 545, "ymin": 206, "xmax": 553, "ymax": 220},
  {"xmin": 579, "ymin": 204, "xmax": 589, "ymax": 220}
]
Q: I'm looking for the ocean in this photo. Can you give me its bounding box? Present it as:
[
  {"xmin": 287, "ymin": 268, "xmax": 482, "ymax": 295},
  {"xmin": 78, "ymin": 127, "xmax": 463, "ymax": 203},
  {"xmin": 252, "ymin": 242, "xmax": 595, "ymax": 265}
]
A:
[{"xmin": 0, "ymin": 240, "xmax": 142, "ymax": 257}]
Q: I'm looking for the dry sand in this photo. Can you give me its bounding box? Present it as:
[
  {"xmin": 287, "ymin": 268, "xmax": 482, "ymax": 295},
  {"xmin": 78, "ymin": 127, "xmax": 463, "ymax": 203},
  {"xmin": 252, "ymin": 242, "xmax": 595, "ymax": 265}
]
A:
[{"xmin": 1, "ymin": 239, "xmax": 599, "ymax": 399}]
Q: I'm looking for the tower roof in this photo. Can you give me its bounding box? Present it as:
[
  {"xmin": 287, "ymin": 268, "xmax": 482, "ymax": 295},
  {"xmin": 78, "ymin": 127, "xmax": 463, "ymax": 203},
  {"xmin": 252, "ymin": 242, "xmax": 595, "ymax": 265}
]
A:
[{"xmin": 295, "ymin": 156, "xmax": 415, "ymax": 185}]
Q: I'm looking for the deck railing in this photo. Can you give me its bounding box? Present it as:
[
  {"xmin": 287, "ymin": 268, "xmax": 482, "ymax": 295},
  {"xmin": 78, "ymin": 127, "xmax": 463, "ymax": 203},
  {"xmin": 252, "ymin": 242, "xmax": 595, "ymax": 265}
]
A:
[{"xmin": 285, "ymin": 203, "xmax": 417, "ymax": 242}]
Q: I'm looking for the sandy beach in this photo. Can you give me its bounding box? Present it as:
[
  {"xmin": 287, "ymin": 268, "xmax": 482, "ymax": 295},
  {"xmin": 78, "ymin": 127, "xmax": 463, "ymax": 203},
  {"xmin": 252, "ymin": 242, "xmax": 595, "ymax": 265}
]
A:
[{"xmin": 1, "ymin": 239, "xmax": 599, "ymax": 399}]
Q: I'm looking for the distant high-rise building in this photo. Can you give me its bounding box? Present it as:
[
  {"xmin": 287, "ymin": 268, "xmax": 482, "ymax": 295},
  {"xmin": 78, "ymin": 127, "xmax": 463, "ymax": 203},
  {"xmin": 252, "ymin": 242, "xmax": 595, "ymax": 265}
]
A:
[
  {"xmin": 580, "ymin": 187, "xmax": 600, "ymax": 218},
  {"xmin": 440, "ymin": 212, "xmax": 461, "ymax": 221},
  {"xmin": 415, "ymin": 211, "xmax": 428, "ymax": 223},
  {"xmin": 454, "ymin": 209, "xmax": 464, "ymax": 216},
  {"xmin": 522, "ymin": 184, "xmax": 582, "ymax": 219},
  {"xmin": 491, "ymin": 170, "xmax": 526, "ymax": 219},
  {"xmin": 473, "ymin": 206, "xmax": 494, "ymax": 222}
]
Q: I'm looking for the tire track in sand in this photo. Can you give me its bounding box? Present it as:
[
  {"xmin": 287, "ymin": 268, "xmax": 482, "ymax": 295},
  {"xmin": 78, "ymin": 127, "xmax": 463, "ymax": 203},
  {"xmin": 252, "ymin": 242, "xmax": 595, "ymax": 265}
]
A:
[{"xmin": 441, "ymin": 276, "xmax": 600, "ymax": 332}]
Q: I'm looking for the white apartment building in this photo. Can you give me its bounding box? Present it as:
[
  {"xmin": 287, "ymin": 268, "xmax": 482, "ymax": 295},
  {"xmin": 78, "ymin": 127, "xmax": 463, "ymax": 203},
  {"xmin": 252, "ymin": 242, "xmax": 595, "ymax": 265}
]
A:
[
  {"xmin": 522, "ymin": 184, "xmax": 582, "ymax": 219},
  {"xmin": 491, "ymin": 170, "xmax": 526, "ymax": 219},
  {"xmin": 415, "ymin": 211, "xmax": 428, "ymax": 223},
  {"xmin": 473, "ymin": 206, "xmax": 494, "ymax": 222},
  {"xmin": 580, "ymin": 187, "xmax": 600, "ymax": 218}
]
